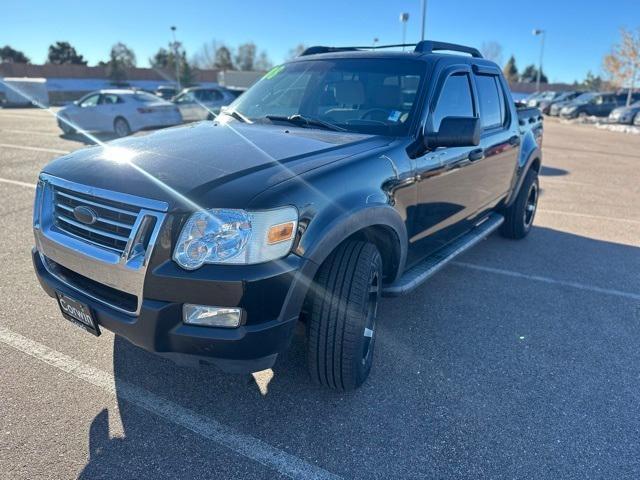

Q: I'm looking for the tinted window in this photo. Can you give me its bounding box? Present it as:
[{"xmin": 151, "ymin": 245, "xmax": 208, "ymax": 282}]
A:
[
  {"xmin": 100, "ymin": 94, "xmax": 121, "ymax": 105},
  {"xmin": 432, "ymin": 73, "xmax": 474, "ymax": 130},
  {"xmin": 475, "ymin": 75, "xmax": 504, "ymax": 129},
  {"xmin": 197, "ymin": 89, "xmax": 223, "ymax": 102}
]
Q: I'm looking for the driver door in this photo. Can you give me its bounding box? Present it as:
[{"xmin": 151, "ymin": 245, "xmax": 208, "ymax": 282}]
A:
[
  {"xmin": 408, "ymin": 68, "xmax": 481, "ymax": 265},
  {"xmin": 70, "ymin": 93, "xmax": 101, "ymax": 130}
]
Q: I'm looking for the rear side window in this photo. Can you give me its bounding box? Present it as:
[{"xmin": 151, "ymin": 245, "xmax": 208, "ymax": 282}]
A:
[
  {"xmin": 100, "ymin": 94, "xmax": 121, "ymax": 105},
  {"xmin": 432, "ymin": 73, "xmax": 474, "ymax": 130},
  {"xmin": 475, "ymin": 75, "xmax": 505, "ymax": 129},
  {"xmin": 197, "ymin": 89, "xmax": 223, "ymax": 102}
]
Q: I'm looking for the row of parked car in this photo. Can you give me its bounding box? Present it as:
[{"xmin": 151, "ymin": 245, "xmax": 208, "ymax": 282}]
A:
[
  {"xmin": 56, "ymin": 85, "xmax": 242, "ymax": 137},
  {"xmin": 523, "ymin": 89, "xmax": 640, "ymax": 125}
]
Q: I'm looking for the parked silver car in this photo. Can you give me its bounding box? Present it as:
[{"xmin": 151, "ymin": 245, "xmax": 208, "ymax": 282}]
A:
[
  {"xmin": 57, "ymin": 90, "xmax": 182, "ymax": 137},
  {"xmin": 172, "ymin": 86, "xmax": 236, "ymax": 122},
  {"xmin": 608, "ymin": 100, "xmax": 640, "ymax": 125}
]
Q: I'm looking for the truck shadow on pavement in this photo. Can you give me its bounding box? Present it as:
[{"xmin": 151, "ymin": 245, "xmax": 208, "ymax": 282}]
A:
[
  {"xmin": 539, "ymin": 165, "xmax": 569, "ymax": 176},
  {"xmin": 78, "ymin": 226, "xmax": 640, "ymax": 480},
  {"xmin": 60, "ymin": 132, "xmax": 119, "ymax": 145}
]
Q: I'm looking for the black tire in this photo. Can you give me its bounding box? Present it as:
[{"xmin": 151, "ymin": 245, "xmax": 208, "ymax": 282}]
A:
[
  {"xmin": 59, "ymin": 117, "xmax": 75, "ymax": 135},
  {"xmin": 501, "ymin": 169, "xmax": 539, "ymax": 239},
  {"xmin": 307, "ymin": 240, "xmax": 382, "ymax": 391},
  {"xmin": 114, "ymin": 117, "xmax": 131, "ymax": 137}
]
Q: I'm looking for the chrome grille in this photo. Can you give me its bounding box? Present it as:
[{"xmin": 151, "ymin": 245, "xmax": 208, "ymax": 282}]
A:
[
  {"xmin": 35, "ymin": 173, "xmax": 169, "ymax": 315},
  {"xmin": 52, "ymin": 186, "xmax": 140, "ymax": 253}
]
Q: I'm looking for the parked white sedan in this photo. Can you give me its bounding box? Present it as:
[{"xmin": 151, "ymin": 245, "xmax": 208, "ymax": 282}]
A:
[
  {"xmin": 172, "ymin": 86, "xmax": 237, "ymax": 122},
  {"xmin": 57, "ymin": 89, "xmax": 183, "ymax": 137}
]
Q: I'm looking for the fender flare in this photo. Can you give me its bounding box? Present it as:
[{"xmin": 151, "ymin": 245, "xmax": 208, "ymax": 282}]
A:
[
  {"xmin": 278, "ymin": 205, "xmax": 408, "ymax": 323},
  {"xmin": 300, "ymin": 204, "xmax": 408, "ymax": 278},
  {"xmin": 505, "ymin": 146, "xmax": 542, "ymax": 207}
]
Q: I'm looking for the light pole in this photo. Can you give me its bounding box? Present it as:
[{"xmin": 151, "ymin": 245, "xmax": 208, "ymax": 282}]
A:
[
  {"xmin": 171, "ymin": 26, "xmax": 181, "ymax": 91},
  {"xmin": 373, "ymin": 37, "xmax": 379, "ymax": 48},
  {"xmin": 533, "ymin": 29, "xmax": 545, "ymax": 93},
  {"xmin": 400, "ymin": 13, "xmax": 410, "ymax": 50},
  {"xmin": 420, "ymin": 0, "xmax": 427, "ymax": 41}
]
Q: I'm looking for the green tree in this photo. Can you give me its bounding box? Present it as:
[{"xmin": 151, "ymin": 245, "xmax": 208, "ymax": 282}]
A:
[
  {"xmin": 503, "ymin": 55, "xmax": 518, "ymax": 83},
  {"xmin": 46, "ymin": 41, "xmax": 87, "ymax": 65},
  {"xmin": 214, "ymin": 45, "xmax": 234, "ymax": 70},
  {"xmin": 520, "ymin": 64, "xmax": 548, "ymax": 84},
  {"xmin": 0, "ymin": 45, "xmax": 30, "ymax": 63},
  {"xmin": 235, "ymin": 43, "xmax": 257, "ymax": 71},
  {"xmin": 107, "ymin": 42, "xmax": 136, "ymax": 85},
  {"xmin": 149, "ymin": 42, "xmax": 196, "ymax": 85},
  {"xmin": 581, "ymin": 71, "xmax": 604, "ymax": 91},
  {"xmin": 149, "ymin": 47, "xmax": 171, "ymax": 69}
]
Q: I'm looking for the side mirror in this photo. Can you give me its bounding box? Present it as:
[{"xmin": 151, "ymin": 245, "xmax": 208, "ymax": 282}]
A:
[{"xmin": 424, "ymin": 116, "xmax": 481, "ymax": 149}]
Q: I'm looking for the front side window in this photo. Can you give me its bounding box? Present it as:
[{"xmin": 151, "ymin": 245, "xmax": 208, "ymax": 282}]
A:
[
  {"xmin": 475, "ymin": 75, "xmax": 505, "ymax": 129},
  {"xmin": 175, "ymin": 92, "xmax": 196, "ymax": 103},
  {"xmin": 79, "ymin": 94, "xmax": 100, "ymax": 107},
  {"xmin": 432, "ymin": 72, "xmax": 474, "ymax": 130},
  {"xmin": 229, "ymin": 58, "xmax": 427, "ymax": 136}
]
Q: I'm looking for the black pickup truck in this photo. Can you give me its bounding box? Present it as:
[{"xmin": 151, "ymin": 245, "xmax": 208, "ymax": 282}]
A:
[{"xmin": 33, "ymin": 41, "xmax": 543, "ymax": 390}]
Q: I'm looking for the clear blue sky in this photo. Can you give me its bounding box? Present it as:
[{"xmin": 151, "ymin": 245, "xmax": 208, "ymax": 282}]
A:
[{"xmin": 3, "ymin": 0, "xmax": 638, "ymax": 83}]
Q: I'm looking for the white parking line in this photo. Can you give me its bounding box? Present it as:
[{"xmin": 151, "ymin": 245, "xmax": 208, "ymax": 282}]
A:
[
  {"xmin": 0, "ymin": 177, "xmax": 36, "ymax": 189},
  {"xmin": 0, "ymin": 113, "xmax": 52, "ymax": 120},
  {"xmin": 538, "ymin": 209, "xmax": 640, "ymax": 225},
  {"xmin": 0, "ymin": 326, "xmax": 342, "ymax": 480},
  {"xmin": 0, "ymin": 143, "xmax": 69, "ymax": 154},
  {"xmin": 453, "ymin": 261, "xmax": 640, "ymax": 301},
  {"xmin": 1, "ymin": 128, "xmax": 61, "ymax": 137}
]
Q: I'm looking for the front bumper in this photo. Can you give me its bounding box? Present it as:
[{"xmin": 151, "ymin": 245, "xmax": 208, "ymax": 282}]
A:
[{"xmin": 33, "ymin": 248, "xmax": 304, "ymax": 372}]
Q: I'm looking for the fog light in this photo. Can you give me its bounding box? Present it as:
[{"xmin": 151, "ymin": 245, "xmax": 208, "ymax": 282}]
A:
[{"xmin": 183, "ymin": 305, "xmax": 242, "ymax": 328}]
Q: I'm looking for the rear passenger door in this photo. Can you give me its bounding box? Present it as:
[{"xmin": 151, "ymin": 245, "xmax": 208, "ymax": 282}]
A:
[
  {"xmin": 95, "ymin": 93, "xmax": 122, "ymax": 131},
  {"xmin": 472, "ymin": 69, "xmax": 519, "ymax": 207}
]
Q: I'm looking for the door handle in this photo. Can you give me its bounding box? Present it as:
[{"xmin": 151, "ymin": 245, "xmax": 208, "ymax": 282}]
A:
[
  {"xmin": 468, "ymin": 148, "xmax": 484, "ymax": 162},
  {"xmin": 508, "ymin": 135, "xmax": 521, "ymax": 146}
]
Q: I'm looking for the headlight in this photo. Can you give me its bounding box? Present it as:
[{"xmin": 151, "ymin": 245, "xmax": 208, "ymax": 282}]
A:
[{"xmin": 173, "ymin": 207, "xmax": 298, "ymax": 269}]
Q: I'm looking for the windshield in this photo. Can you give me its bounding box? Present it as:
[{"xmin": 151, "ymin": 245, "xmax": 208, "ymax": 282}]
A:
[
  {"xmin": 539, "ymin": 91, "xmax": 557, "ymax": 100},
  {"xmin": 573, "ymin": 92, "xmax": 597, "ymax": 104},
  {"xmin": 228, "ymin": 58, "xmax": 426, "ymax": 136}
]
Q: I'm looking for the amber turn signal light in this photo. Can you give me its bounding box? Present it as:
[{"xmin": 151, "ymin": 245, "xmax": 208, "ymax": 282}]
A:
[{"xmin": 267, "ymin": 221, "xmax": 295, "ymax": 244}]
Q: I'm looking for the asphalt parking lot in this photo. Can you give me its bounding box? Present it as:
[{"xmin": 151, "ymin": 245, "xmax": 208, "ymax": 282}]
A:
[{"xmin": 1, "ymin": 108, "xmax": 639, "ymax": 480}]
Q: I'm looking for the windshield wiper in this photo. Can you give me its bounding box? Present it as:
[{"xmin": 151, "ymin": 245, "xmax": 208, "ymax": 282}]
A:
[
  {"xmin": 221, "ymin": 108, "xmax": 250, "ymax": 123},
  {"xmin": 265, "ymin": 114, "xmax": 346, "ymax": 132}
]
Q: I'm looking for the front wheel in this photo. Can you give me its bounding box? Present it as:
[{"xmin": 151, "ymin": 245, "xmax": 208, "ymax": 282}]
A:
[
  {"xmin": 58, "ymin": 116, "xmax": 75, "ymax": 135},
  {"xmin": 307, "ymin": 240, "xmax": 382, "ymax": 391},
  {"xmin": 500, "ymin": 169, "xmax": 539, "ymax": 239}
]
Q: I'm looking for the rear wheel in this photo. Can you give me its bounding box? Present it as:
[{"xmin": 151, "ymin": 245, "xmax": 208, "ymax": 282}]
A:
[
  {"xmin": 114, "ymin": 117, "xmax": 131, "ymax": 137},
  {"xmin": 501, "ymin": 169, "xmax": 539, "ymax": 239},
  {"xmin": 307, "ymin": 240, "xmax": 382, "ymax": 391}
]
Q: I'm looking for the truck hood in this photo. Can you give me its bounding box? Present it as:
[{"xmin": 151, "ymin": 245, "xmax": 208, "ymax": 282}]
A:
[{"xmin": 42, "ymin": 121, "xmax": 387, "ymax": 209}]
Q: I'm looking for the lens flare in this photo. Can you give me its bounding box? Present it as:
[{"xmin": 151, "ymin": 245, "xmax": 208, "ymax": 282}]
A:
[{"xmin": 101, "ymin": 146, "xmax": 137, "ymax": 163}]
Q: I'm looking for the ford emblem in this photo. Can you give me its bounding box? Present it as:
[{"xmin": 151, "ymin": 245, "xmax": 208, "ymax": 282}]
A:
[{"xmin": 73, "ymin": 205, "xmax": 98, "ymax": 225}]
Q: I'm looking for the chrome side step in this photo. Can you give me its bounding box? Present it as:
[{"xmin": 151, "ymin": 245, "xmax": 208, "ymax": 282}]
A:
[{"xmin": 383, "ymin": 213, "xmax": 504, "ymax": 297}]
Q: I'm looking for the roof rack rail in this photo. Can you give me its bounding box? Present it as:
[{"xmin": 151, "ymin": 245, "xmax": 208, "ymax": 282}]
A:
[
  {"xmin": 300, "ymin": 44, "xmax": 417, "ymax": 56},
  {"xmin": 300, "ymin": 41, "xmax": 483, "ymax": 58},
  {"xmin": 414, "ymin": 40, "xmax": 483, "ymax": 58}
]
